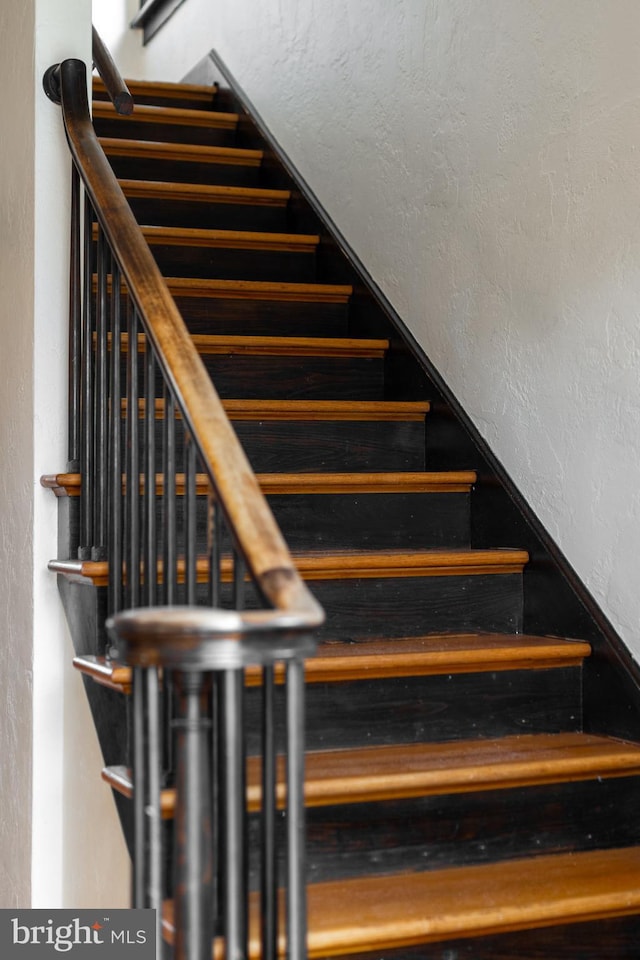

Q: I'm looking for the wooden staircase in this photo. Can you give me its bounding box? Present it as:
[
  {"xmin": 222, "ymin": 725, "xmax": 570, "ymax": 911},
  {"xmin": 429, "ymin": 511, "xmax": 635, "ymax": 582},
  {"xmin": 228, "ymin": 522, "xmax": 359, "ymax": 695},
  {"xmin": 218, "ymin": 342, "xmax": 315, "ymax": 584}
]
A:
[{"xmin": 46, "ymin": 71, "xmax": 640, "ymax": 957}]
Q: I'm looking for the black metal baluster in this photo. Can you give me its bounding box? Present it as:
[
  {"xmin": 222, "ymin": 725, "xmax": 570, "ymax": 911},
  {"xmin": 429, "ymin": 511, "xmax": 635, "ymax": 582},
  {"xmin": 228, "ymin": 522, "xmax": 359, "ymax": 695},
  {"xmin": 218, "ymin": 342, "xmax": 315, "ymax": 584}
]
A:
[
  {"xmin": 233, "ymin": 550, "xmax": 246, "ymax": 612},
  {"xmin": 184, "ymin": 433, "xmax": 197, "ymax": 606},
  {"xmin": 222, "ymin": 669, "xmax": 248, "ymax": 960},
  {"xmin": 68, "ymin": 166, "xmax": 81, "ymax": 471},
  {"xmin": 132, "ymin": 665, "xmax": 147, "ymax": 909},
  {"xmin": 162, "ymin": 388, "xmax": 177, "ymax": 779},
  {"xmin": 93, "ymin": 226, "xmax": 109, "ymax": 560},
  {"xmin": 163, "ymin": 386, "xmax": 177, "ymax": 606},
  {"xmin": 108, "ymin": 259, "xmax": 122, "ymax": 615},
  {"xmin": 144, "ymin": 339, "xmax": 156, "ymax": 607},
  {"xmin": 79, "ymin": 193, "xmax": 94, "ymax": 559},
  {"xmin": 146, "ymin": 665, "xmax": 163, "ymax": 943},
  {"xmin": 208, "ymin": 493, "xmax": 222, "ymax": 609},
  {"xmin": 126, "ymin": 303, "xmax": 140, "ymax": 608},
  {"xmin": 173, "ymin": 671, "xmax": 214, "ymax": 960},
  {"xmin": 286, "ymin": 659, "xmax": 307, "ymax": 960},
  {"xmin": 261, "ymin": 664, "xmax": 278, "ymax": 960},
  {"xmin": 132, "ymin": 666, "xmax": 163, "ymax": 922}
]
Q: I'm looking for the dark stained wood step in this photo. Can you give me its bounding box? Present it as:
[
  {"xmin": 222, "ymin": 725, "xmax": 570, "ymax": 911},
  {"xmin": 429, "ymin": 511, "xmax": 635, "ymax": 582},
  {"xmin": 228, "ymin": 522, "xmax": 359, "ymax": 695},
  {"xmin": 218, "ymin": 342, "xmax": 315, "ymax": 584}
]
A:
[
  {"xmin": 43, "ymin": 470, "xmax": 472, "ymax": 497},
  {"xmin": 100, "ymin": 137, "xmax": 262, "ymax": 167},
  {"xmin": 120, "ymin": 179, "xmax": 290, "ymax": 208},
  {"xmin": 100, "ymin": 137, "xmax": 264, "ymax": 186},
  {"xmin": 103, "ymin": 396, "xmax": 429, "ymax": 470},
  {"xmin": 161, "ymin": 277, "xmax": 352, "ymax": 304},
  {"xmin": 98, "ymin": 331, "xmax": 386, "ymax": 358},
  {"xmin": 99, "ymin": 224, "xmax": 321, "ymax": 281},
  {"xmin": 93, "ymin": 101, "xmax": 240, "ymax": 148},
  {"xmin": 48, "ymin": 548, "xmax": 527, "ymax": 588},
  {"xmin": 93, "ymin": 100, "xmax": 239, "ymax": 129},
  {"xmin": 105, "ymin": 733, "xmax": 640, "ymax": 818},
  {"xmin": 119, "ymin": 180, "xmax": 292, "ymax": 233},
  {"xmin": 135, "ymin": 225, "xmax": 319, "ymax": 254},
  {"xmin": 93, "ymin": 77, "xmax": 217, "ymax": 109},
  {"xmin": 161, "ymin": 845, "xmax": 640, "ymax": 956},
  {"xmin": 71, "ymin": 634, "xmax": 589, "ymax": 695}
]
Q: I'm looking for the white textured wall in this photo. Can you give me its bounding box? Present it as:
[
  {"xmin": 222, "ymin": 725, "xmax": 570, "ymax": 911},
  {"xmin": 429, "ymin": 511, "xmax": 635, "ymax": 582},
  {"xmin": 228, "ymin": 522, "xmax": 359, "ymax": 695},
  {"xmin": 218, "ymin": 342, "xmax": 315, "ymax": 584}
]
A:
[
  {"xmin": 0, "ymin": 0, "xmax": 129, "ymax": 906},
  {"xmin": 96, "ymin": 0, "xmax": 640, "ymax": 658},
  {"xmin": 0, "ymin": 0, "xmax": 37, "ymax": 907}
]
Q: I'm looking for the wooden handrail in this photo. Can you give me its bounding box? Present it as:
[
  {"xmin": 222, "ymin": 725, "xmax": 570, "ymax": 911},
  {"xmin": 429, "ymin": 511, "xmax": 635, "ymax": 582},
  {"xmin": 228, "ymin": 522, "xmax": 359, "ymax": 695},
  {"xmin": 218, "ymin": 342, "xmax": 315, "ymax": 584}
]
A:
[
  {"xmin": 53, "ymin": 55, "xmax": 323, "ymax": 626},
  {"xmin": 91, "ymin": 26, "xmax": 134, "ymax": 116}
]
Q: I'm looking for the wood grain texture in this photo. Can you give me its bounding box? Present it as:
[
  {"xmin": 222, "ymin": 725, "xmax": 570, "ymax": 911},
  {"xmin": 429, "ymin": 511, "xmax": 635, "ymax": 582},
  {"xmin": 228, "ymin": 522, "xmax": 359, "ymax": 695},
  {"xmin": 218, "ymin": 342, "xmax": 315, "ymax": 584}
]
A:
[
  {"xmin": 43, "ymin": 469, "xmax": 473, "ymax": 497},
  {"xmin": 99, "ymin": 136, "xmax": 262, "ymax": 166},
  {"xmin": 122, "ymin": 398, "xmax": 429, "ymax": 421},
  {"xmin": 119, "ymin": 178, "xmax": 290, "ymax": 206},
  {"xmin": 93, "ymin": 100, "xmax": 238, "ymax": 129},
  {"xmin": 48, "ymin": 548, "xmax": 527, "ymax": 587},
  {"xmin": 161, "ymin": 277, "xmax": 352, "ymax": 303},
  {"xmin": 109, "ymin": 332, "xmax": 386, "ymax": 358},
  {"xmin": 107, "ymin": 732, "xmax": 640, "ymax": 821},
  {"xmin": 140, "ymin": 225, "xmax": 319, "ymax": 253},
  {"xmin": 160, "ymin": 846, "xmax": 640, "ymax": 955},
  {"xmin": 94, "ymin": 77, "xmax": 216, "ymax": 104},
  {"xmin": 70, "ymin": 633, "xmax": 589, "ymax": 697}
]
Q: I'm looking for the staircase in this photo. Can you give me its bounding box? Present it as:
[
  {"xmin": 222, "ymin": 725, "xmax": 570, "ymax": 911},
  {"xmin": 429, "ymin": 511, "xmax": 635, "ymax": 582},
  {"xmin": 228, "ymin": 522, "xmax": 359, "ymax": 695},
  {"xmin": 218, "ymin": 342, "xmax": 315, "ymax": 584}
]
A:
[{"xmin": 45, "ymin": 64, "xmax": 640, "ymax": 958}]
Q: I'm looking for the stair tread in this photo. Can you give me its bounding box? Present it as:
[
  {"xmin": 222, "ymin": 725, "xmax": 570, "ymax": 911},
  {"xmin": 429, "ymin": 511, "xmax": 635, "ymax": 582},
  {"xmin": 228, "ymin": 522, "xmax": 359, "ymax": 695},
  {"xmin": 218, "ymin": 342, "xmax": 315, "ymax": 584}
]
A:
[
  {"xmin": 222, "ymin": 399, "xmax": 430, "ymax": 420},
  {"xmin": 93, "ymin": 100, "xmax": 239, "ymax": 128},
  {"xmin": 106, "ymin": 729, "xmax": 640, "ymax": 828},
  {"xmin": 161, "ymin": 845, "xmax": 640, "ymax": 954},
  {"xmin": 49, "ymin": 547, "xmax": 528, "ymax": 587},
  {"xmin": 121, "ymin": 398, "xmax": 430, "ymax": 421},
  {"xmin": 42, "ymin": 470, "xmax": 475, "ymax": 498},
  {"xmin": 162, "ymin": 276, "xmax": 352, "ymax": 302},
  {"xmin": 93, "ymin": 77, "xmax": 217, "ymax": 103},
  {"xmin": 99, "ymin": 136, "xmax": 263, "ymax": 166},
  {"xmin": 70, "ymin": 634, "xmax": 590, "ymax": 695},
  {"xmin": 115, "ymin": 332, "xmax": 387, "ymax": 357},
  {"xmin": 137, "ymin": 225, "xmax": 319, "ymax": 251},
  {"xmin": 107, "ymin": 733, "xmax": 640, "ymax": 816},
  {"xmin": 294, "ymin": 631, "xmax": 590, "ymax": 679},
  {"xmin": 119, "ymin": 179, "xmax": 291, "ymax": 206}
]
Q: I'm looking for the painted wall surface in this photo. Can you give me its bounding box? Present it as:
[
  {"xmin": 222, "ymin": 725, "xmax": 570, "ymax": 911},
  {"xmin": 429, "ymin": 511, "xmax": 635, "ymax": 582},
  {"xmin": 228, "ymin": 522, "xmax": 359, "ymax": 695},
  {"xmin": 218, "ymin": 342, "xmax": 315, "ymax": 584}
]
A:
[
  {"xmin": 0, "ymin": 0, "xmax": 37, "ymax": 907},
  {"xmin": 95, "ymin": 0, "xmax": 640, "ymax": 660},
  {"xmin": 0, "ymin": 0, "xmax": 129, "ymax": 906}
]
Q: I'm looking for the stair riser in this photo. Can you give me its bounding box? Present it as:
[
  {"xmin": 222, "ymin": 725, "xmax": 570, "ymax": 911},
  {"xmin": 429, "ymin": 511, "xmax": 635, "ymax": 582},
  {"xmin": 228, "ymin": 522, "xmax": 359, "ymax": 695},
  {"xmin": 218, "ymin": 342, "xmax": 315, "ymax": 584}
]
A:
[
  {"xmin": 136, "ymin": 491, "xmax": 471, "ymax": 552},
  {"xmin": 66, "ymin": 488, "xmax": 470, "ymax": 553},
  {"xmin": 93, "ymin": 116, "xmax": 238, "ymax": 148},
  {"xmin": 105, "ymin": 155, "xmax": 262, "ymax": 187},
  {"xmin": 119, "ymin": 420, "xmax": 426, "ymax": 472},
  {"xmin": 235, "ymin": 421, "xmax": 427, "ymax": 472},
  {"xmin": 307, "ymin": 572, "xmax": 523, "ymax": 640},
  {"xmin": 200, "ymin": 355, "xmax": 384, "ymax": 401},
  {"xmin": 148, "ymin": 243, "xmax": 317, "ymax": 283},
  {"xmin": 326, "ymin": 916, "xmax": 640, "ymax": 960},
  {"xmin": 173, "ymin": 295, "xmax": 349, "ymax": 338},
  {"xmin": 246, "ymin": 665, "xmax": 576, "ymax": 754},
  {"xmin": 125, "ymin": 195, "xmax": 289, "ymax": 233},
  {"xmin": 247, "ymin": 776, "xmax": 640, "ymax": 886},
  {"xmin": 116, "ymin": 352, "xmax": 384, "ymax": 402},
  {"xmin": 267, "ymin": 491, "xmax": 471, "ymax": 550},
  {"xmin": 114, "ymin": 289, "xmax": 349, "ymax": 337}
]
